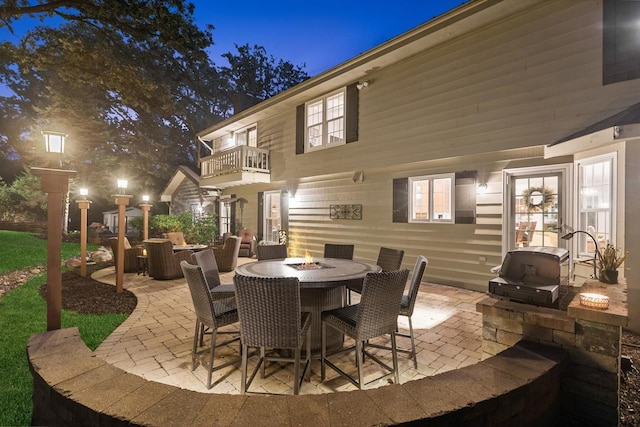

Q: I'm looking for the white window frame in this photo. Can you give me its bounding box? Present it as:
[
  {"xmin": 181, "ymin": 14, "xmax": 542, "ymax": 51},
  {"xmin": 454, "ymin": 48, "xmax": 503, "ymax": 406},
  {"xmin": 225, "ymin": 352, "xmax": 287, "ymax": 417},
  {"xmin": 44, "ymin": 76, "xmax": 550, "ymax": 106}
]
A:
[
  {"xmin": 408, "ymin": 173, "xmax": 455, "ymax": 223},
  {"xmin": 304, "ymin": 88, "xmax": 346, "ymax": 152},
  {"xmin": 234, "ymin": 124, "xmax": 258, "ymax": 148},
  {"xmin": 574, "ymin": 153, "xmax": 617, "ymax": 256}
]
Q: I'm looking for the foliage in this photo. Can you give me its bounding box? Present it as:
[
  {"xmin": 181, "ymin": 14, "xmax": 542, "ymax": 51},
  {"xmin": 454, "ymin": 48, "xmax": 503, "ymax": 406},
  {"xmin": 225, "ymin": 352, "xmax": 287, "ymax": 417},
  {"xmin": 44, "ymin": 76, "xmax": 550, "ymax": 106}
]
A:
[
  {"xmin": 0, "ymin": 273, "xmax": 127, "ymax": 426},
  {"xmin": 597, "ymin": 244, "xmax": 629, "ymax": 271},
  {"xmin": 148, "ymin": 212, "xmax": 217, "ymax": 244},
  {"xmin": 0, "ymin": 168, "xmax": 47, "ymax": 222},
  {"xmin": 0, "ymin": 230, "xmax": 92, "ymax": 273},
  {"xmin": 0, "ymin": 2, "xmax": 310, "ymax": 210}
]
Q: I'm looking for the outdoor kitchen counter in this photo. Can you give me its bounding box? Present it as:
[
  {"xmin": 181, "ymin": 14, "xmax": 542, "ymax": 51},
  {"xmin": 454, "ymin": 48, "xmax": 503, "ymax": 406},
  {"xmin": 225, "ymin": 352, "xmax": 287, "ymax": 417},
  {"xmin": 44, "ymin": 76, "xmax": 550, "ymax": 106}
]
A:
[{"xmin": 567, "ymin": 278, "xmax": 628, "ymax": 327}]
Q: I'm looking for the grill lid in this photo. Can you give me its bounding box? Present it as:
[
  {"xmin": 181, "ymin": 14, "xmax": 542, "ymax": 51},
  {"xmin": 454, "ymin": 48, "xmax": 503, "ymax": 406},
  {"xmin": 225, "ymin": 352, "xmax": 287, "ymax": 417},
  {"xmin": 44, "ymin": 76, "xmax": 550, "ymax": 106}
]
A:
[{"xmin": 498, "ymin": 246, "xmax": 568, "ymax": 286}]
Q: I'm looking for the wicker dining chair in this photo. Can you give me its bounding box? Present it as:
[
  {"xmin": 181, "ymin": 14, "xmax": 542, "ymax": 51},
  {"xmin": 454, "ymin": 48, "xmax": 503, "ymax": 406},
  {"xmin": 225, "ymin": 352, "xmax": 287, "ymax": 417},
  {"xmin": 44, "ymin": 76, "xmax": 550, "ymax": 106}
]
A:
[
  {"xmin": 191, "ymin": 249, "xmax": 236, "ymax": 345},
  {"xmin": 347, "ymin": 246, "xmax": 404, "ymax": 302},
  {"xmin": 233, "ymin": 275, "xmax": 311, "ymax": 395},
  {"xmin": 256, "ymin": 244, "xmax": 288, "ymax": 261},
  {"xmin": 321, "ymin": 268, "xmax": 410, "ymax": 389},
  {"xmin": 323, "ymin": 243, "xmax": 355, "ymax": 260},
  {"xmin": 212, "ymin": 236, "xmax": 241, "ymax": 272},
  {"xmin": 368, "ymin": 256, "xmax": 428, "ymax": 369},
  {"xmin": 180, "ymin": 261, "xmax": 241, "ymax": 389}
]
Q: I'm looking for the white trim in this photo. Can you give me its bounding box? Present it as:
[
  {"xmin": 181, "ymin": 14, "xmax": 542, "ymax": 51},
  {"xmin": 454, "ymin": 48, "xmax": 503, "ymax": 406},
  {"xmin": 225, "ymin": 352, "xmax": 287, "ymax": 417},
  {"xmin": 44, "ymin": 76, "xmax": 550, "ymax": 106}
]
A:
[
  {"xmin": 304, "ymin": 88, "xmax": 346, "ymax": 152},
  {"xmin": 408, "ymin": 172, "xmax": 455, "ymax": 223}
]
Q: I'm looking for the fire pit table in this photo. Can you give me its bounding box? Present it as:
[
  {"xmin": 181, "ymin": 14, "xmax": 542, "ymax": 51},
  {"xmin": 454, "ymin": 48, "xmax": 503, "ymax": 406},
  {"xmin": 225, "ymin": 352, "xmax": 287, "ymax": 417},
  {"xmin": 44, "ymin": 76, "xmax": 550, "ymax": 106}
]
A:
[{"xmin": 235, "ymin": 257, "xmax": 381, "ymax": 354}]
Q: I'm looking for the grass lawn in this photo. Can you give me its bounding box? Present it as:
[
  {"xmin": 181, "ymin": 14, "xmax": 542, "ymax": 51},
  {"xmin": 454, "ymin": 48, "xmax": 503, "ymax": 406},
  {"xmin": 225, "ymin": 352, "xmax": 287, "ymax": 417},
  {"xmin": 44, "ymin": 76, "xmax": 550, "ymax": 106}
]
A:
[{"xmin": 0, "ymin": 230, "xmax": 128, "ymax": 426}]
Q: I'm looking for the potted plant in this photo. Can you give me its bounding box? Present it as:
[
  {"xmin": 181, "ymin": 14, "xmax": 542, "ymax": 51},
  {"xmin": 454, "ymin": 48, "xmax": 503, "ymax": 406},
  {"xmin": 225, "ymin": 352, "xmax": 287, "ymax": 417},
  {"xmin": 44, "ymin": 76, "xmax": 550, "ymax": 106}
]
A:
[{"xmin": 596, "ymin": 244, "xmax": 629, "ymax": 284}]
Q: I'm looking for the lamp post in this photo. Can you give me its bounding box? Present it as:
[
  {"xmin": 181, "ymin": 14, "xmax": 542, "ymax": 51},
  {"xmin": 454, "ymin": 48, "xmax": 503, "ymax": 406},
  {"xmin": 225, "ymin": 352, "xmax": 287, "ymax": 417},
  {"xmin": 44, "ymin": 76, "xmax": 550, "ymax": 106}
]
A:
[
  {"xmin": 31, "ymin": 130, "xmax": 76, "ymax": 330},
  {"xmin": 140, "ymin": 194, "xmax": 152, "ymax": 241},
  {"xmin": 561, "ymin": 230, "xmax": 599, "ymax": 279},
  {"xmin": 76, "ymin": 188, "xmax": 91, "ymax": 277},
  {"xmin": 112, "ymin": 179, "xmax": 132, "ymax": 293}
]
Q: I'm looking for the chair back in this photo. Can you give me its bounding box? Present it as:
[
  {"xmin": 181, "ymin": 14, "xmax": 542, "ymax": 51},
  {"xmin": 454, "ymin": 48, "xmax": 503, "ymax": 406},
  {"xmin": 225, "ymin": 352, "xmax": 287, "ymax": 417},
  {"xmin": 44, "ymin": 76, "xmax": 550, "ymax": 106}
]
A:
[
  {"xmin": 403, "ymin": 256, "xmax": 428, "ymax": 316},
  {"xmin": 215, "ymin": 236, "xmax": 241, "ymax": 271},
  {"xmin": 236, "ymin": 228, "xmax": 255, "ymax": 244},
  {"xmin": 181, "ymin": 261, "xmax": 217, "ymax": 330},
  {"xmin": 164, "ymin": 232, "xmax": 186, "ymax": 245},
  {"xmin": 233, "ymin": 275, "xmax": 302, "ymax": 348},
  {"xmin": 356, "ymin": 268, "xmax": 410, "ymax": 341},
  {"xmin": 323, "ymin": 244, "xmax": 354, "ymax": 260},
  {"xmin": 191, "ymin": 249, "xmax": 220, "ymax": 289},
  {"xmin": 376, "ymin": 247, "xmax": 404, "ymax": 271},
  {"xmin": 256, "ymin": 244, "xmax": 288, "ymax": 260}
]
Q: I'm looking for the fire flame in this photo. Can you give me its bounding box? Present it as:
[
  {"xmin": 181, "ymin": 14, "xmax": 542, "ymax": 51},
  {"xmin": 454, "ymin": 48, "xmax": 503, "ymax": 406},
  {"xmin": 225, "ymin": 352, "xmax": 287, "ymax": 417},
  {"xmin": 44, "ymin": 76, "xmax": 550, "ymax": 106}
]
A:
[
  {"xmin": 182, "ymin": 241, "xmax": 187, "ymax": 246},
  {"xmin": 142, "ymin": 248, "xmax": 147, "ymax": 256},
  {"xmin": 303, "ymin": 251, "xmax": 314, "ymax": 265}
]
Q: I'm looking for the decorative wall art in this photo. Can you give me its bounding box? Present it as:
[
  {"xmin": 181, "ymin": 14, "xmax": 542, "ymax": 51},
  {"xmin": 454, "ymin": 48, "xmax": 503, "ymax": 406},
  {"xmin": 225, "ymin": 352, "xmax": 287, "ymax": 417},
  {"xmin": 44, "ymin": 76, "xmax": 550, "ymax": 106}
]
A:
[{"xmin": 330, "ymin": 204, "xmax": 362, "ymax": 220}]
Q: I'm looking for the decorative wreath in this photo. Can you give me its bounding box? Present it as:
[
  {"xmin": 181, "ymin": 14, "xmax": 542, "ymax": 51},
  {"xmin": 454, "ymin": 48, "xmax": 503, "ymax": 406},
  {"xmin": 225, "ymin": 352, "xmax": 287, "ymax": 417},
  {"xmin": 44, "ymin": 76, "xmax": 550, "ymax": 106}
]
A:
[{"xmin": 522, "ymin": 186, "xmax": 555, "ymax": 212}]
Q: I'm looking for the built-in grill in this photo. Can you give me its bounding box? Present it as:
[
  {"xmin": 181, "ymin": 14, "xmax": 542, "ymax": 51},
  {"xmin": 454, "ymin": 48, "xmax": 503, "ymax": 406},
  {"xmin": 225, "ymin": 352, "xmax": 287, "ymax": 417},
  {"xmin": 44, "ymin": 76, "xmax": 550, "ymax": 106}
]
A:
[{"xmin": 489, "ymin": 246, "xmax": 569, "ymax": 309}]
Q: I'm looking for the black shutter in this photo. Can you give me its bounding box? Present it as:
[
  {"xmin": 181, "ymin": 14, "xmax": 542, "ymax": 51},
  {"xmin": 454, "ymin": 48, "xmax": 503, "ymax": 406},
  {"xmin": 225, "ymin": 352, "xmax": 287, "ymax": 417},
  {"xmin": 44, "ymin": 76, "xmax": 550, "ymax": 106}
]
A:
[
  {"xmin": 392, "ymin": 178, "xmax": 408, "ymax": 223},
  {"xmin": 296, "ymin": 104, "xmax": 305, "ymax": 154},
  {"xmin": 455, "ymin": 171, "xmax": 477, "ymax": 224},
  {"xmin": 346, "ymin": 83, "xmax": 359, "ymax": 143},
  {"xmin": 257, "ymin": 192, "xmax": 264, "ymax": 241}
]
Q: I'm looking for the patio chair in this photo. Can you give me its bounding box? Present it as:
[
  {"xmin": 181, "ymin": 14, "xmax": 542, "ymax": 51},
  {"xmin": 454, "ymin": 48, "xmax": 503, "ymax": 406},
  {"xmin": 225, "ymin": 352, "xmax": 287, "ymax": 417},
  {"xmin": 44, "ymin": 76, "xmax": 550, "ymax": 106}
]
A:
[
  {"xmin": 191, "ymin": 249, "xmax": 236, "ymax": 345},
  {"xmin": 180, "ymin": 261, "xmax": 241, "ymax": 389},
  {"xmin": 164, "ymin": 231, "xmax": 186, "ymax": 245},
  {"xmin": 212, "ymin": 236, "xmax": 241, "ymax": 272},
  {"xmin": 321, "ymin": 268, "xmax": 410, "ymax": 389},
  {"xmin": 347, "ymin": 246, "xmax": 404, "ymax": 302},
  {"xmin": 256, "ymin": 244, "xmax": 288, "ymax": 260},
  {"xmin": 143, "ymin": 239, "xmax": 193, "ymax": 280},
  {"xmin": 233, "ymin": 275, "xmax": 311, "ymax": 395},
  {"xmin": 108, "ymin": 237, "xmax": 143, "ymax": 273},
  {"xmin": 515, "ymin": 221, "xmax": 536, "ymax": 247},
  {"xmin": 368, "ymin": 255, "xmax": 428, "ymax": 369},
  {"xmin": 323, "ymin": 243, "xmax": 355, "ymax": 260},
  {"xmin": 236, "ymin": 228, "xmax": 257, "ymax": 258}
]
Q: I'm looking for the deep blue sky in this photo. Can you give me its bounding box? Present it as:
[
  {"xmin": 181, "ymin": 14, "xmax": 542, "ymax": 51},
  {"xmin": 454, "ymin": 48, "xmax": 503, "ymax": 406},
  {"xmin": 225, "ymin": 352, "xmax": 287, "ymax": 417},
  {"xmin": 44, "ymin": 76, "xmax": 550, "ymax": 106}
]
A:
[
  {"xmin": 192, "ymin": 0, "xmax": 468, "ymax": 76},
  {"xmin": 0, "ymin": 1, "xmax": 467, "ymax": 78}
]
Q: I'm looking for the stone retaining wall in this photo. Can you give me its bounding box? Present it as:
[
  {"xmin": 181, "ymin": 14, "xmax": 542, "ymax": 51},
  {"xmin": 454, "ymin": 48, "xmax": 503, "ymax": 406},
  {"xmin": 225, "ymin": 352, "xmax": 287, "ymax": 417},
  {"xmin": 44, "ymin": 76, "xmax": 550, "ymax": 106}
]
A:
[{"xmin": 29, "ymin": 328, "xmax": 566, "ymax": 426}]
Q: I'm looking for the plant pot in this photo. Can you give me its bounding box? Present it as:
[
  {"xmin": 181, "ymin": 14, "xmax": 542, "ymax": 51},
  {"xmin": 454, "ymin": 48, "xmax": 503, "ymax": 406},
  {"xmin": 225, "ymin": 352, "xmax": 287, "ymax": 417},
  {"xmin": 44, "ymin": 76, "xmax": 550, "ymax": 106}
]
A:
[{"xmin": 599, "ymin": 269, "xmax": 619, "ymax": 284}]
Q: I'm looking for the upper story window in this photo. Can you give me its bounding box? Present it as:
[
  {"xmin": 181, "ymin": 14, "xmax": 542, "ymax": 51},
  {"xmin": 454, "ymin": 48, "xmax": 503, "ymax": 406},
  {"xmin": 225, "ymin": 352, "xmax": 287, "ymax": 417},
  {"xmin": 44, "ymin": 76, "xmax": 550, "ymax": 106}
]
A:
[
  {"xmin": 306, "ymin": 89, "xmax": 345, "ymax": 151},
  {"xmin": 235, "ymin": 125, "xmax": 257, "ymax": 148},
  {"xmin": 409, "ymin": 173, "xmax": 455, "ymax": 223},
  {"xmin": 296, "ymin": 83, "xmax": 359, "ymax": 154}
]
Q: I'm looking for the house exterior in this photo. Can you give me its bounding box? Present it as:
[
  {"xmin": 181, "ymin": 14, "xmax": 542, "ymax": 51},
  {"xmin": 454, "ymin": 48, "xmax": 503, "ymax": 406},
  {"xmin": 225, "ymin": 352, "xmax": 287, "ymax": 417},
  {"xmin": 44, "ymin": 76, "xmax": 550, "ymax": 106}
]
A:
[
  {"xmin": 160, "ymin": 165, "xmax": 207, "ymax": 215},
  {"xmin": 101, "ymin": 206, "xmax": 142, "ymax": 235},
  {"xmin": 196, "ymin": 0, "xmax": 640, "ymax": 331}
]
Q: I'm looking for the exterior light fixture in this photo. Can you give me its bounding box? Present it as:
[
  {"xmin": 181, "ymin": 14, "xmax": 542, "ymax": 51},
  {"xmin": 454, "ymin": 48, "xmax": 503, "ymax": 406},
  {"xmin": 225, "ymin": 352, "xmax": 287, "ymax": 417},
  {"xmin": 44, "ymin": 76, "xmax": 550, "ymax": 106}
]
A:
[
  {"xmin": 42, "ymin": 131, "xmax": 66, "ymax": 154},
  {"xmin": 142, "ymin": 194, "xmax": 150, "ymax": 202},
  {"xmin": 477, "ymin": 183, "xmax": 488, "ymax": 194},
  {"xmin": 79, "ymin": 188, "xmax": 89, "ymax": 197},
  {"xmin": 117, "ymin": 179, "xmax": 128, "ymax": 194}
]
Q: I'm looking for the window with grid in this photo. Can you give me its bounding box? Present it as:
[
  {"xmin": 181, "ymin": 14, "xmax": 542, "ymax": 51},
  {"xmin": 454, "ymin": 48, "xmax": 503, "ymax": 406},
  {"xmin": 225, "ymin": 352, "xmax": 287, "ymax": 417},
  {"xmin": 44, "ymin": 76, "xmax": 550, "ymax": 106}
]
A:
[
  {"xmin": 305, "ymin": 89, "xmax": 345, "ymax": 151},
  {"xmin": 577, "ymin": 154, "xmax": 615, "ymax": 255},
  {"xmin": 409, "ymin": 174, "xmax": 454, "ymax": 223}
]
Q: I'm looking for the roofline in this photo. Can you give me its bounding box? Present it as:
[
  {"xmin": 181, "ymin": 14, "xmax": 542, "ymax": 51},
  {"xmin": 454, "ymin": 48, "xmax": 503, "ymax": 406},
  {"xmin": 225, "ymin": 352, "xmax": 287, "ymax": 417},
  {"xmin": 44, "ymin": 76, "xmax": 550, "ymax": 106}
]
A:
[{"xmin": 197, "ymin": 0, "xmax": 541, "ymax": 141}]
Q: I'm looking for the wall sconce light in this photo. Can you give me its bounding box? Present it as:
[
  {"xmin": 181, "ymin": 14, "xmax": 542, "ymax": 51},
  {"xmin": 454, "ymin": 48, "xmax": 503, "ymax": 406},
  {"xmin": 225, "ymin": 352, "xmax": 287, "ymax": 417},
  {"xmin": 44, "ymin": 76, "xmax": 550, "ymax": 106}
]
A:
[
  {"xmin": 117, "ymin": 179, "xmax": 128, "ymax": 194},
  {"xmin": 561, "ymin": 230, "xmax": 599, "ymax": 279},
  {"xmin": 356, "ymin": 80, "xmax": 369, "ymax": 90},
  {"xmin": 477, "ymin": 183, "xmax": 488, "ymax": 194},
  {"xmin": 42, "ymin": 131, "xmax": 66, "ymax": 154}
]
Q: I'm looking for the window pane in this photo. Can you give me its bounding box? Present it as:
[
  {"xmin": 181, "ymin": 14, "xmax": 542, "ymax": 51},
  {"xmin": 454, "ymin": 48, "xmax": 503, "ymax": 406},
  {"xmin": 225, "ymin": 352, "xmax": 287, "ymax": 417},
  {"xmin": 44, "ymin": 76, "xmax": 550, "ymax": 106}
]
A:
[
  {"xmin": 433, "ymin": 178, "xmax": 452, "ymax": 220},
  {"xmin": 578, "ymin": 158, "xmax": 613, "ymax": 255},
  {"xmin": 326, "ymin": 92, "xmax": 344, "ymax": 120},
  {"xmin": 308, "ymin": 125, "xmax": 322, "ymax": 147},
  {"xmin": 412, "ymin": 179, "xmax": 429, "ymax": 220},
  {"xmin": 307, "ymin": 100, "xmax": 322, "ymax": 125},
  {"xmin": 327, "ymin": 118, "xmax": 344, "ymax": 143}
]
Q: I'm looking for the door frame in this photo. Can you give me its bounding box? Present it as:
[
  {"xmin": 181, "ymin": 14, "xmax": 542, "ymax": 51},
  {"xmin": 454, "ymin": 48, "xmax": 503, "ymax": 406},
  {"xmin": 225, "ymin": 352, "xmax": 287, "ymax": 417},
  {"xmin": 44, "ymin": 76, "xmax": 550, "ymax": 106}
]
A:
[{"xmin": 501, "ymin": 163, "xmax": 573, "ymax": 258}]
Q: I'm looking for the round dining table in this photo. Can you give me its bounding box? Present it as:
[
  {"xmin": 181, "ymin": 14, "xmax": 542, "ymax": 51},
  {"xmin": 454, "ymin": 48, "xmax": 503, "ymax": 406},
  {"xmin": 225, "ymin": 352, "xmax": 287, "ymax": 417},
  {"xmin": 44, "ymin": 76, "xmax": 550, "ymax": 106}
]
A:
[{"xmin": 234, "ymin": 257, "xmax": 381, "ymax": 354}]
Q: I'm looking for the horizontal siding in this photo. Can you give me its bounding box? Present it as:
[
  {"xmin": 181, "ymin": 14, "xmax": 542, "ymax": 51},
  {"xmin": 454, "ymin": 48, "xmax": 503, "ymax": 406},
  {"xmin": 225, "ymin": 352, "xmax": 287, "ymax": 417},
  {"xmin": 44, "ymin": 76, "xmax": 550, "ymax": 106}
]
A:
[{"xmin": 221, "ymin": 0, "xmax": 640, "ymax": 293}]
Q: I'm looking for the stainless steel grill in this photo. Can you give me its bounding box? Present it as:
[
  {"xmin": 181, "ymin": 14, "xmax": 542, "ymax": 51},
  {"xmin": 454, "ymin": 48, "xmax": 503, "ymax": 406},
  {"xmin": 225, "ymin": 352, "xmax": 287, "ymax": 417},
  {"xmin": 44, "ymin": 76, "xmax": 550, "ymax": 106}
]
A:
[{"xmin": 489, "ymin": 247, "xmax": 569, "ymax": 309}]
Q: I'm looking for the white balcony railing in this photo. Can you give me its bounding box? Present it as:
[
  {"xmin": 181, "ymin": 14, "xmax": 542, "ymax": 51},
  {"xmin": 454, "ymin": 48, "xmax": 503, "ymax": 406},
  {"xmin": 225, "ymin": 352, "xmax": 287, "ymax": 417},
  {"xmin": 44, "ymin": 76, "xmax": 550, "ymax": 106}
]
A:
[{"xmin": 200, "ymin": 146, "xmax": 270, "ymax": 178}]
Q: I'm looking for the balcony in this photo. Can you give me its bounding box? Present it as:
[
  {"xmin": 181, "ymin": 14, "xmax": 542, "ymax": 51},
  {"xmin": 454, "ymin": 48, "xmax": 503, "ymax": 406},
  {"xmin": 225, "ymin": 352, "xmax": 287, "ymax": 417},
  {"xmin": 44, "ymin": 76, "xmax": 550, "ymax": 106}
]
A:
[{"xmin": 200, "ymin": 146, "xmax": 270, "ymax": 189}]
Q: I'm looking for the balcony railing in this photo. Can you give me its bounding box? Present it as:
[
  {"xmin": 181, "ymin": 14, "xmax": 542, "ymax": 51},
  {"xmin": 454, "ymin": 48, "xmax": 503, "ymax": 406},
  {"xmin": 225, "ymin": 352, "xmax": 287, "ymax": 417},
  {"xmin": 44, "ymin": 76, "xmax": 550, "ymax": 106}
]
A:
[{"xmin": 200, "ymin": 146, "xmax": 270, "ymax": 178}]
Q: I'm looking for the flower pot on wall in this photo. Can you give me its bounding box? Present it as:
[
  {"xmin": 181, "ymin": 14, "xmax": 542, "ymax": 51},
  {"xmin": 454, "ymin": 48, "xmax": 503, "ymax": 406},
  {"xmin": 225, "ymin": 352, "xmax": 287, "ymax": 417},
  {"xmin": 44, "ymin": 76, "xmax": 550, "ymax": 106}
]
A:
[{"xmin": 599, "ymin": 269, "xmax": 619, "ymax": 284}]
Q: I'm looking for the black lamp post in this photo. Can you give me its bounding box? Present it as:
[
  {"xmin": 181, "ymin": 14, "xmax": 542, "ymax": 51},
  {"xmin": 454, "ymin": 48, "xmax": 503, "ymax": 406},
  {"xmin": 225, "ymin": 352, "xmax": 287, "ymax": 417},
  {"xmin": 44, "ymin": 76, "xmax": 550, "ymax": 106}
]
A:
[{"xmin": 561, "ymin": 230, "xmax": 599, "ymax": 279}]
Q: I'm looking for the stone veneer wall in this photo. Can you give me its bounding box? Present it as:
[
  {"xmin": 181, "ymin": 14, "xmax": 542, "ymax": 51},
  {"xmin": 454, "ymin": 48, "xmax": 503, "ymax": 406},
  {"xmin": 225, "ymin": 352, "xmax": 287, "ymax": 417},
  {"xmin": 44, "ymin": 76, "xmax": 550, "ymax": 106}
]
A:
[{"xmin": 477, "ymin": 279, "xmax": 628, "ymax": 427}]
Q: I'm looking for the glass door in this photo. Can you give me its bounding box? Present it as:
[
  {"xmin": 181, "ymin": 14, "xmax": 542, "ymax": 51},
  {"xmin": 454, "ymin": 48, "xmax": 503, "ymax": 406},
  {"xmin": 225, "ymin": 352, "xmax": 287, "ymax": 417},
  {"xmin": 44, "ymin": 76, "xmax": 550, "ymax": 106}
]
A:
[{"xmin": 263, "ymin": 191, "xmax": 281, "ymax": 244}]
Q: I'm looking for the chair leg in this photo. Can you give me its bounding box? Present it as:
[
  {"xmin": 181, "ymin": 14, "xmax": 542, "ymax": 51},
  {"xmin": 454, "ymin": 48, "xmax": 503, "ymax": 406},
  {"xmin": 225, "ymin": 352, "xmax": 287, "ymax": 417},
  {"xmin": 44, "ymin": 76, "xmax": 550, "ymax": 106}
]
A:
[
  {"xmin": 192, "ymin": 320, "xmax": 200, "ymax": 370},
  {"xmin": 356, "ymin": 341, "xmax": 364, "ymax": 390},
  {"xmin": 206, "ymin": 329, "xmax": 217, "ymax": 389},
  {"xmin": 260, "ymin": 347, "xmax": 266, "ymax": 379},
  {"xmin": 293, "ymin": 348, "xmax": 301, "ymax": 395},
  {"xmin": 305, "ymin": 328, "xmax": 311, "ymax": 382},
  {"xmin": 391, "ymin": 331, "xmax": 399, "ymax": 384},
  {"xmin": 321, "ymin": 322, "xmax": 326, "ymax": 380},
  {"xmin": 408, "ymin": 316, "xmax": 417, "ymax": 369},
  {"xmin": 240, "ymin": 344, "xmax": 248, "ymax": 394}
]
